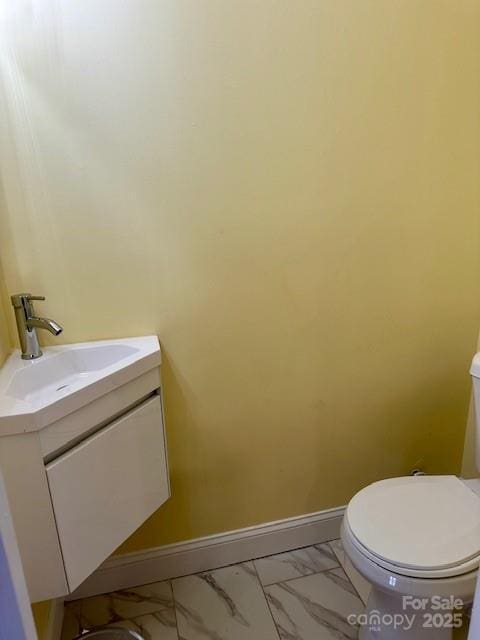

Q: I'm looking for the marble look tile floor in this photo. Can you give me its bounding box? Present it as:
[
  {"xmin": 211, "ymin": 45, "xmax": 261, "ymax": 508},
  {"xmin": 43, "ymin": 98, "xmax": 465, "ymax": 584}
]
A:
[
  {"xmin": 62, "ymin": 539, "xmax": 365, "ymax": 640},
  {"xmin": 61, "ymin": 538, "xmax": 470, "ymax": 639}
]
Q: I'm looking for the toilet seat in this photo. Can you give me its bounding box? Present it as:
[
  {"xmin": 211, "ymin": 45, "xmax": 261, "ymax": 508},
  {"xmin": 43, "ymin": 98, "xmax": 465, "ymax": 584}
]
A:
[
  {"xmin": 344, "ymin": 517, "xmax": 480, "ymax": 578},
  {"xmin": 345, "ymin": 475, "xmax": 480, "ymax": 579}
]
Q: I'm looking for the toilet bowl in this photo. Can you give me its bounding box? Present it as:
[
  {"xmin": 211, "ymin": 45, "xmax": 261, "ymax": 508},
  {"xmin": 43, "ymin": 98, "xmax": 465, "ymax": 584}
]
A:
[{"xmin": 341, "ymin": 475, "xmax": 480, "ymax": 639}]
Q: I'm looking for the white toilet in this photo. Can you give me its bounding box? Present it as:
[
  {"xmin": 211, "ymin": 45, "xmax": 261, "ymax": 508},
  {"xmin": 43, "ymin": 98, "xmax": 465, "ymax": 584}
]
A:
[{"xmin": 341, "ymin": 354, "xmax": 480, "ymax": 639}]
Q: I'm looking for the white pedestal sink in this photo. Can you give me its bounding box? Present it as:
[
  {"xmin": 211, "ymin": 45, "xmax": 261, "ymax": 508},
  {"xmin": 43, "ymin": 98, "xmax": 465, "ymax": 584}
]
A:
[{"xmin": 0, "ymin": 336, "xmax": 170, "ymax": 602}]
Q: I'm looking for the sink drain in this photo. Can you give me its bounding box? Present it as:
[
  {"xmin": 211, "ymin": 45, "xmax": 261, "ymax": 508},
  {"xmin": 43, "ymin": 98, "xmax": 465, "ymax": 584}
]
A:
[{"xmin": 56, "ymin": 384, "xmax": 70, "ymax": 392}]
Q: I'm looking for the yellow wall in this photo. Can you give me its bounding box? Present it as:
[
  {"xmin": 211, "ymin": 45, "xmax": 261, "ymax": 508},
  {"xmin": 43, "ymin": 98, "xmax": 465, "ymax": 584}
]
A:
[
  {"xmin": 31, "ymin": 601, "xmax": 51, "ymax": 640},
  {"xmin": 0, "ymin": 261, "xmax": 11, "ymax": 365},
  {"xmin": 461, "ymin": 330, "xmax": 480, "ymax": 478},
  {"xmin": 0, "ymin": 1, "xmax": 479, "ymax": 554}
]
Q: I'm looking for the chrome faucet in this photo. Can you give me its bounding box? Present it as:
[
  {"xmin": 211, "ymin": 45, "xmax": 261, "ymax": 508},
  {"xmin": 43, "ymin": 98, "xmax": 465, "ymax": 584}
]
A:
[{"xmin": 11, "ymin": 293, "xmax": 63, "ymax": 360}]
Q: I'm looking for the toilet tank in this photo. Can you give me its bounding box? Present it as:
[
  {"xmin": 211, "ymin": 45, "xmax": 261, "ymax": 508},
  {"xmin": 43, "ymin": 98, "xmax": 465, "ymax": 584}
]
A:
[{"xmin": 470, "ymin": 354, "xmax": 480, "ymax": 471}]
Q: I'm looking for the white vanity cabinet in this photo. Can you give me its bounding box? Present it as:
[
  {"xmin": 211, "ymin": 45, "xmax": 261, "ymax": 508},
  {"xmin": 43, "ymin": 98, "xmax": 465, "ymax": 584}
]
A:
[
  {"xmin": 47, "ymin": 395, "xmax": 169, "ymax": 590},
  {"xmin": 0, "ymin": 336, "xmax": 170, "ymax": 601}
]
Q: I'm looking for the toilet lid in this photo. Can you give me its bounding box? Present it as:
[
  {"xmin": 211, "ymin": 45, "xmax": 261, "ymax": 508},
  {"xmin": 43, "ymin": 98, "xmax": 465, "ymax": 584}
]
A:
[{"xmin": 346, "ymin": 475, "xmax": 480, "ymax": 572}]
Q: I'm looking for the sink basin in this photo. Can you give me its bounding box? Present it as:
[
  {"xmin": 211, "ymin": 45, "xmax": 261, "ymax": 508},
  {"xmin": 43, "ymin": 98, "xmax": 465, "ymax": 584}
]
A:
[
  {"xmin": 0, "ymin": 336, "xmax": 161, "ymax": 434},
  {"xmin": 7, "ymin": 344, "xmax": 139, "ymax": 403}
]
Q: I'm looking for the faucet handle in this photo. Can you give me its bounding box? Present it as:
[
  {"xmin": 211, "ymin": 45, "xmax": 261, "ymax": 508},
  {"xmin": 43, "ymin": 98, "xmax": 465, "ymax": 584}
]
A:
[{"xmin": 11, "ymin": 293, "xmax": 45, "ymax": 308}]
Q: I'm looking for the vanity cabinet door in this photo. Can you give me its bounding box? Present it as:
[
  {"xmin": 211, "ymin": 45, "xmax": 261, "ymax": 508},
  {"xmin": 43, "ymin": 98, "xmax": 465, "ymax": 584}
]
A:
[{"xmin": 46, "ymin": 395, "xmax": 170, "ymax": 591}]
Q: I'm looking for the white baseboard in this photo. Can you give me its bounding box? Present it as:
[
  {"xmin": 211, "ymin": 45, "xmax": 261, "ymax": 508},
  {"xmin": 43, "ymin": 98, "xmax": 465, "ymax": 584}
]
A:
[
  {"xmin": 67, "ymin": 506, "xmax": 345, "ymax": 600},
  {"xmin": 44, "ymin": 598, "xmax": 64, "ymax": 640}
]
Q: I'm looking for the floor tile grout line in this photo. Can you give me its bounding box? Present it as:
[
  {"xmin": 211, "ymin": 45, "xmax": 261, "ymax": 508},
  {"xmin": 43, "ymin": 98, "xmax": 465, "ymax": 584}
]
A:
[
  {"xmin": 168, "ymin": 579, "xmax": 181, "ymax": 640},
  {"xmin": 257, "ymin": 560, "xmax": 342, "ymax": 589},
  {"xmin": 258, "ymin": 558, "xmax": 365, "ymax": 640},
  {"xmin": 328, "ymin": 541, "xmax": 366, "ymax": 605},
  {"xmin": 254, "ymin": 540, "xmax": 342, "ymax": 588},
  {"xmin": 251, "ymin": 559, "xmax": 282, "ymax": 640},
  {"xmin": 172, "ymin": 560, "xmax": 283, "ymax": 640},
  {"xmin": 252, "ymin": 540, "xmax": 341, "ymax": 588},
  {"xmin": 328, "ymin": 539, "xmax": 345, "ymax": 563}
]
